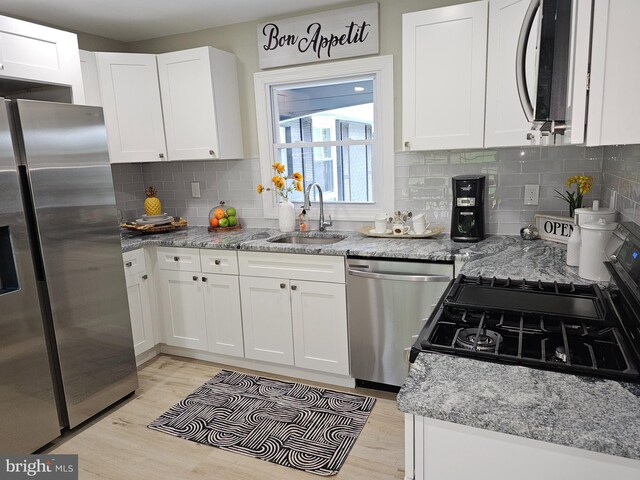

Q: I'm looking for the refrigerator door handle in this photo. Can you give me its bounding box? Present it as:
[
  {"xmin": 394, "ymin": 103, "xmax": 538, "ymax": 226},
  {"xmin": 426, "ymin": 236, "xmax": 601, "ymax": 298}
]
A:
[{"xmin": 516, "ymin": 0, "xmax": 540, "ymax": 123}]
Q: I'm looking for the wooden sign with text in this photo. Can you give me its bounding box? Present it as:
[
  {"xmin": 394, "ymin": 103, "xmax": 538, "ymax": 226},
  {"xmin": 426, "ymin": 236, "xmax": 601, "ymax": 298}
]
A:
[
  {"xmin": 535, "ymin": 214, "xmax": 575, "ymax": 244},
  {"xmin": 257, "ymin": 3, "xmax": 379, "ymax": 69}
]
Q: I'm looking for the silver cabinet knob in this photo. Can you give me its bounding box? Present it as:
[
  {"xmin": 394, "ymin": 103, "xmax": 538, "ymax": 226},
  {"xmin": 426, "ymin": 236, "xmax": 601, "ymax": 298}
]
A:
[
  {"xmin": 526, "ymin": 133, "xmax": 535, "ymax": 140},
  {"xmin": 209, "ymin": 150, "xmax": 216, "ymax": 157},
  {"xmin": 214, "ymin": 259, "xmax": 221, "ymax": 265},
  {"xmin": 291, "ymin": 285, "xmax": 297, "ymax": 291},
  {"xmin": 159, "ymin": 153, "xmax": 165, "ymax": 159},
  {"xmin": 174, "ymin": 256, "xmax": 180, "ymax": 262},
  {"xmin": 404, "ymin": 141, "xmax": 410, "ymax": 149},
  {"xmin": 202, "ymin": 277, "xmax": 207, "ymax": 282},
  {"xmin": 0, "ymin": 64, "xmax": 4, "ymax": 70},
  {"xmin": 192, "ymin": 276, "xmax": 198, "ymax": 281},
  {"xmin": 142, "ymin": 274, "xmax": 148, "ymax": 280},
  {"xmin": 280, "ymin": 283, "xmax": 286, "ymax": 289},
  {"xmin": 125, "ymin": 261, "xmax": 132, "ymax": 267}
]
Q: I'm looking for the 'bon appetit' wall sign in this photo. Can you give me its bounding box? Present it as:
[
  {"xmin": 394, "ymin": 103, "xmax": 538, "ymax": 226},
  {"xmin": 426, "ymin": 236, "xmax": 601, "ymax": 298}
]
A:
[{"xmin": 257, "ymin": 3, "xmax": 379, "ymax": 69}]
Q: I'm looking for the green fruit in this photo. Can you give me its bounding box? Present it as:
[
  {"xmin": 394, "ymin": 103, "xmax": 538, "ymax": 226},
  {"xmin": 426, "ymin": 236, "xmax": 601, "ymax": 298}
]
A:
[
  {"xmin": 218, "ymin": 218, "xmax": 230, "ymax": 228},
  {"xmin": 228, "ymin": 216, "xmax": 237, "ymax": 226},
  {"xmin": 226, "ymin": 207, "xmax": 236, "ymax": 217}
]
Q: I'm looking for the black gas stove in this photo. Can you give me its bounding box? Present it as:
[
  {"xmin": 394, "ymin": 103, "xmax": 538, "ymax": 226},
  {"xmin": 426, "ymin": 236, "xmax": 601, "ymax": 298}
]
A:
[{"xmin": 410, "ymin": 223, "xmax": 640, "ymax": 383}]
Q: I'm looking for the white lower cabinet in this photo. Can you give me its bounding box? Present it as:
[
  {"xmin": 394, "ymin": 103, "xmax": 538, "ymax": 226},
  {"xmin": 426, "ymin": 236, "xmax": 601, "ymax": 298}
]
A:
[
  {"xmin": 238, "ymin": 252, "xmax": 349, "ymax": 376},
  {"xmin": 159, "ymin": 270, "xmax": 208, "ymax": 350},
  {"xmin": 202, "ymin": 274, "xmax": 244, "ymax": 357},
  {"xmin": 240, "ymin": 276, "xmax": 294, "ymax": 365},
  {"xmin": 123, "ymin": 249, "xmax": 156, "ymax": 357},
  {"xmin": 406, "ymin": 415, "xmax": 640, "ymax": 480},
  {"xmin": 290, "ymin": 280, "xmax": 349, "ymax": 375}
]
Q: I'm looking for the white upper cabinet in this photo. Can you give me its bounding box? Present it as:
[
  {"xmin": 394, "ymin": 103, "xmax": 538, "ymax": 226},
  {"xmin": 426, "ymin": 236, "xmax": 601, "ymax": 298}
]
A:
[
  {"xmin": 157, "ymin": 47, "xmax": 243, "ymax": 161},
  {"xmin": 78, "ymin": 50, "xmax": 102, "ymax": 107},
  {"xmin": 402, "ymin": 1, "xmax": 488, "ymax": 150},
  {"xmin": 484, "ymin": 0, "xmax": 538, "ymax": 147},
  {"xmin": 96, "ymin": 53, "xmax": 167, "ymax": 163},
  {"xmin": 586, "ymin": 0, "xmax": 640, "ymax": 146},
  {"xmin": 0, "ymin": 15, "xmax": 84, "ymax": 103}
]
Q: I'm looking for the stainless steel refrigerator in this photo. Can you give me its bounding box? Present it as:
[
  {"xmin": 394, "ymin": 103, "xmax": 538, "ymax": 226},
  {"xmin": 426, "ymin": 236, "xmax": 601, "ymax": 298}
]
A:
[{"xmin": 0, "ymin": 98, "xmax": 138, "ymax": 453}]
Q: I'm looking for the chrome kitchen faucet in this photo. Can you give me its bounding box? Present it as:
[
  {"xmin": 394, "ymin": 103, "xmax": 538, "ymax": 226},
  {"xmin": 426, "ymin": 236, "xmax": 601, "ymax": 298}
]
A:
[{"xmin": 303, "ymin": 183, "xmax": 332, "ymax": 231}]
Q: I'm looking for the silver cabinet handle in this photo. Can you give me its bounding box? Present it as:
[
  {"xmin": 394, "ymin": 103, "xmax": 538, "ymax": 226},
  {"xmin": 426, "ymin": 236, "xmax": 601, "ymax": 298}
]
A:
[
  {"xmin": 174, "ymin": 256, "xmax": 180, "ymax": 262},
  {"xmin": 202, "ymin": 277, "xmax": 207, "ymax": 282},
  {"xmin": 291, "ymin": 285, "xmax": 297, "ymax": 291},
  {"xmin": 280, "ymin": 283, "xmax": 286, "ymax": 289},
  {"xmin": 516, "ymin": 0, "xmax": 540, "ymax": 122},
  {"xmin": 192, "ymin": 276, "xmax": 198, "ymax": 281},
  {"xmin": 0, "ymin": 64, "xmax": 4, "ymax": 70},
  {"xmin": 404, "ymin": 141, "xmax": 410, "ymax": 149},
  {"xmin": 214, "ymin": 259, "xmax": 221, "ymax": 265},
  {"xmin": 527, "ymin": 132, "xmax": 535, "ymax": 140},
  {"xmin": 209, "ymin": 150, "xmax": 216, "ymax": 157},
  {"xmin": 125, "ymin": 261, "xmax": 132, "ymax": 267},
  {"xmin": 142, "ymin": 274, "xmax": 148, "ymax": 280},
  {"xmin": 348, "ymin": 269, "xmax": 450, "ymax": 282},
  {"xmin": 159, "ymin": 153, "xmax": 165, "ymax": 159}
]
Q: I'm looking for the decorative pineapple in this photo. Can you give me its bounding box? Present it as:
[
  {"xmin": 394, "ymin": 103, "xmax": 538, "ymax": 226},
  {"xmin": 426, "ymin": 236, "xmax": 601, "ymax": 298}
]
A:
[{"xmin": 144, "ymin": 186, "xmax": 162, "ymax": 216}]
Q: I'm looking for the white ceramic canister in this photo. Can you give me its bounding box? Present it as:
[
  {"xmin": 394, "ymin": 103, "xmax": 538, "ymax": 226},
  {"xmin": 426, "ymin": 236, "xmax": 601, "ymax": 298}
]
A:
[
  {"xmin": 574, "ymin": 200, "xmax": 617, "ymax": 227},
  {"xmin": 578, "ymin": 218, "xmax": 617, "ymax": 281}
]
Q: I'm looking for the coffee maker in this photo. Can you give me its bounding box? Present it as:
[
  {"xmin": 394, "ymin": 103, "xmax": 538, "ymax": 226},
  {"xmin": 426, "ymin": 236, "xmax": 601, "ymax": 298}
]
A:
[{"xmin": 451, "ymin": 175, "xmax": 485, "ymax": 242}]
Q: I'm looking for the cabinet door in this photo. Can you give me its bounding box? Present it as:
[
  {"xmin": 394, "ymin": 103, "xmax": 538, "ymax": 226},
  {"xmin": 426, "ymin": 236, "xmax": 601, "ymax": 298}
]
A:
[
  {"xmin": 0, "ymin": 15, "xmax": 85, "ymax": 104},
  {"xmin": 587, "ymin": 0, "xmax": 640, "ymax": 146},
  {"xmin": 202, "ymin": 274, "xmax": 244, "ymax": 357},
  {"xmin": 159, "ymin": 270, "xmax": 208, "ymax": 350},
  {"xmin": 290, "ymin": 281, "xmax": 349, "ymax": 375},
  {"xmin": 125, "ymin": 272, "xmax": 155, "ymax": 356},
  {"xmin": 485, "ymin": 0, "xmax": 539, "ymax": 147},
  {"xmin": 240, "ymin": 276, "xmax": 294, "ymax": 365},
  {"xmin": 402, "ymin": 1, "xmax": 488, "ymax": 150},
  {"xmin": 96, "ymin": 52, "xmax": 166, "ymax": 163},
  {"xmin": 157, "ymin": 47, "xmax": 243, "ymax": 161}
]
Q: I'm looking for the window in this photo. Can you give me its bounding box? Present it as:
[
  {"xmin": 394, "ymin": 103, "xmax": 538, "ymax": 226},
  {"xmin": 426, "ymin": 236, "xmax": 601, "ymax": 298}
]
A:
[{"xmin": 254, "ymin": 56, "xmax": 394, "ymax": 221}]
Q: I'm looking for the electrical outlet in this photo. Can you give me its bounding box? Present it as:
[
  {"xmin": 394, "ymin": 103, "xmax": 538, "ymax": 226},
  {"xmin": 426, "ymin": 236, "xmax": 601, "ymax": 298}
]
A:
[
  {"xmin": 191, "ymin": 182, "xmax": 201, "ymax": 198},
  {"xmin": 524, "ymin": 184, "xmax": 539, "ymax": 206}
]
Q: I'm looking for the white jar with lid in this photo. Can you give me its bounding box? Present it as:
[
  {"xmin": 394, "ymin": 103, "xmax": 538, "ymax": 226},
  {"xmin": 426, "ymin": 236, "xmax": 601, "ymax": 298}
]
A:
[
  {"xmin": 574, "ymin": 200, "xmax": 617, "ymax": 226},
  {"xmin": 578, "ymin": 218, "xmax": 617, "ymax": 281}
]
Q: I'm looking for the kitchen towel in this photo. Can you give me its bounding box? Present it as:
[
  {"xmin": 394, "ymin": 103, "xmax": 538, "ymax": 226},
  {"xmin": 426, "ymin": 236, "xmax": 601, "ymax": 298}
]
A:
[{"xmin": 148, "ymin": 370, "xmax": 375, "ymax": 476}]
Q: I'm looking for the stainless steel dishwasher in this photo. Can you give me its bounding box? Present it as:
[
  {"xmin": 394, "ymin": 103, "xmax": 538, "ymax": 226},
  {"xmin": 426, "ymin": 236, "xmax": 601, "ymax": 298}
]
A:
[{"xmin": 346, "ymin": 258, "xmax": 454, "ymax": 388}]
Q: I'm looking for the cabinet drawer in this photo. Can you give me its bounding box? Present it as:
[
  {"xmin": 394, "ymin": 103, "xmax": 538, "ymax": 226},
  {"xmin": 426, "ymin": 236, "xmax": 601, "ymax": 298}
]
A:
[
  {"xmin": 238, "ymin": 251, "xmax": 345, "ymax": 283},
  {"xmin": 200, "ymin": 249, "xmax": 238, "ymax": 275},
  {"xmin": 157, "ymin": 247, "xmax": 201, "ymax": 271},
  {"xmin": 122, "ymin": 249, "xmax": 145, "ymax": 276}
]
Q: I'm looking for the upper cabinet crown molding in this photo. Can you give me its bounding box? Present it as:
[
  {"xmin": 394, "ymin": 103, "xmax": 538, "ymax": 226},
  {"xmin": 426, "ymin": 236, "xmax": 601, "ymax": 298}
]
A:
[
  {"xmin": 90, "ymin": 47, "xmax": 243, "ymax": 164},
  {"xmin": 0, "ymin": 14, "xmax": 84, "ymax": 103}
]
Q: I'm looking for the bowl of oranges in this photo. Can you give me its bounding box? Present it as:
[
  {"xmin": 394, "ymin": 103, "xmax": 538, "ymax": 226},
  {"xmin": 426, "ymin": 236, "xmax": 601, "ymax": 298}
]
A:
[{"xmin": 208, "ymin": 201, "xmax": 240, "ymax": 232}]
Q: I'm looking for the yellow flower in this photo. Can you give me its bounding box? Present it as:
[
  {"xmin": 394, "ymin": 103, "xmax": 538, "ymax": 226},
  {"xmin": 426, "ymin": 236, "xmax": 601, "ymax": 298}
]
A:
[
  {"xmin": 295, "ymin": 181, "xmax": 303, "ymax": 191},
  {"xmin": 256, "ymin": 183, "xmax": 264, "ymax": 194},
  {"xmin": 272, "ymin": 176, "xmax": 285, "ymax": 189},
  {"xmin": 272, "ymin": 162, "xmax": 282, "ymax": 171},
  {"xmin": 276, "ymin": 164, "xmax": 285, "ymax": 174},
  {"xmin": 292, "ymin": 172, "xmax": 303, "ymax": 181}
]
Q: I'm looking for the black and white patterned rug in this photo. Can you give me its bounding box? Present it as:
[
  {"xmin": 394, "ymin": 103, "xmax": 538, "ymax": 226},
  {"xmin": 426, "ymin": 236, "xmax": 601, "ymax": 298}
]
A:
[{"xmin": 148, "ymin": 370, "xmax": 376, "ymax": 476}]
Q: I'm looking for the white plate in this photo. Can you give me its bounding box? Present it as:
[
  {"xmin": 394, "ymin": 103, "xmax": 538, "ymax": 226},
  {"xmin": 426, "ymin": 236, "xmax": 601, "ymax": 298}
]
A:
[
  {"xmin": 142, "ymin": 213, "xmax": 169, "ymax": 221},
  {"xmin": 136, "ymin": 216, "xmax": 173, "ymax": 225}
]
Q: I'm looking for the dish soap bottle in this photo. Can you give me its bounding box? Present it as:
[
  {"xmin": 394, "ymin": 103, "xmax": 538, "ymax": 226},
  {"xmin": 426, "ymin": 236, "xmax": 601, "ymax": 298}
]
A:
[{"xmin": 298, "ymin": 209, "xmax": 309, "ymax": 232}]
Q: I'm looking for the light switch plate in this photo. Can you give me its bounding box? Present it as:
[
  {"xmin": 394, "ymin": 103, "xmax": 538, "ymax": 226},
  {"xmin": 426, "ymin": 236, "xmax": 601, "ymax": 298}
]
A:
[
  {"xmin": 524, "ymin": 184, "xmax": 539, "ymax": 205},
  {"xmin": 191, "ymin": 182, "xmax": 201, "ymax": 198}
]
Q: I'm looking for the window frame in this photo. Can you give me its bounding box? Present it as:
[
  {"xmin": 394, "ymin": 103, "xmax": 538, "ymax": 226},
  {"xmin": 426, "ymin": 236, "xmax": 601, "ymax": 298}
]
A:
[{"xmin": 254, "ymin": 55, "xmax": 394, "ymax": 222}]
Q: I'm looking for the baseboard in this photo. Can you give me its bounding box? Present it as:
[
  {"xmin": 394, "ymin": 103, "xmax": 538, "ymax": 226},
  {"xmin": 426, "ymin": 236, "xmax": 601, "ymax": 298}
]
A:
[
  {"xmin": 159, "ymin": 344, "xmax": 356, "ymax": 388},
  {"xmin": 136, "ymin": 345, "xmax": 161, "ymax": 366}
]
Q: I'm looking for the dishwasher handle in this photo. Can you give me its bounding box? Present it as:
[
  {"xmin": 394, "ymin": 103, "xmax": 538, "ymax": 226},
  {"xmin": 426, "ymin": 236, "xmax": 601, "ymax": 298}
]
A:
[{"xmin": 347, "ymin": 268, "xmax": 450, "ymax": 282}]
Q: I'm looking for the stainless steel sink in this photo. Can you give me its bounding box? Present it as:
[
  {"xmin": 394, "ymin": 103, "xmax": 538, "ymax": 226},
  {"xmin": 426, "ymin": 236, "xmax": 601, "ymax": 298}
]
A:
[{"xmin": 268, "ymin": 234, "xmax": 346, "ymax": 245}]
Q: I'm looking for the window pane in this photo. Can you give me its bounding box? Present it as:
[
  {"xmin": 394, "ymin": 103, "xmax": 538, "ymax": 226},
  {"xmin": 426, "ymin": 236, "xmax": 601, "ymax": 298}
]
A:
[
  {"xmin": 277, "ymin": 144, "xmax": 373, "ymax": 203},
  {"xmin": 274, "ymin": 79, "xmax": 374, "ymax": 143}
]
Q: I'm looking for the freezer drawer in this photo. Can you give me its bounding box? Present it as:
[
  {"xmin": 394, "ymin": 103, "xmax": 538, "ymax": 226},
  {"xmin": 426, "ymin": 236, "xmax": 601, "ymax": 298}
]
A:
[{"xmin": 346, "ymin": 258, "xmax": 453, "ymax": 387}]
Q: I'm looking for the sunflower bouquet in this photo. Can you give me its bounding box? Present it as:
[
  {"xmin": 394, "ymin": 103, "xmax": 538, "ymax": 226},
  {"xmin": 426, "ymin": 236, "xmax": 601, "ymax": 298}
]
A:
[
  {"xmin": 554, "ymin": 175, "xmax": 593, "ymax": 217},
  {"xmin": 256, "ymin": 162, "xmax": 303, "ymax": 200}
]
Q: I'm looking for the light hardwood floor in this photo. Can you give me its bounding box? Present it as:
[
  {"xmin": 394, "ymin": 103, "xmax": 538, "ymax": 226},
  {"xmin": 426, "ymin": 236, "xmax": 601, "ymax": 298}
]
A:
[{"xmin": 46, "ymin": 355, "xmax": 406, "ymax": 479}]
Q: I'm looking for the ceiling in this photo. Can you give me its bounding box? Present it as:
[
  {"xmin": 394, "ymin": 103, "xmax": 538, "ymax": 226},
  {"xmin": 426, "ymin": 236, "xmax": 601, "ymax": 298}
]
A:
[{"xmin": 0, "ymin": 0, "xmax": 353, "ymax": 43}]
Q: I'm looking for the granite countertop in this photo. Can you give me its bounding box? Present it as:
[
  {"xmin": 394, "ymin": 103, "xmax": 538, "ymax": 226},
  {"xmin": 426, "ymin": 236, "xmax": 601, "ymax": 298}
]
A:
[{"xmin": 397, "ymin": 353, "xmax": 640, "ymax": 461}]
